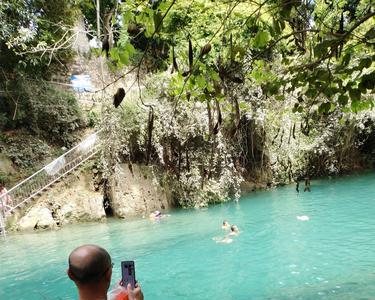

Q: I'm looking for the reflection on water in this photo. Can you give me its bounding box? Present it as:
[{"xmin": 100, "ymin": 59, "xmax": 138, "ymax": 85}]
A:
[{"xmin": 1, "ymin": 172, "xmax": 375, "ymax": 300}]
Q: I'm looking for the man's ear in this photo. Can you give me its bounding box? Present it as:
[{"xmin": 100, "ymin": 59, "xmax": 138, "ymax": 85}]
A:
[
  {"xmin": 67, "ymin": 269, "xmax": 75, "ymax": 281},
  {"xmin": 104, "ymin": 267, "xmax": 112, "ymax": 282}
]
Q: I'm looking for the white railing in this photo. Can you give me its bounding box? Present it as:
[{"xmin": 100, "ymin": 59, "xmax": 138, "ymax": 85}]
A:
[{"xmin": 0, "ymin": 130, "xmax": 102, "ymax": 233}]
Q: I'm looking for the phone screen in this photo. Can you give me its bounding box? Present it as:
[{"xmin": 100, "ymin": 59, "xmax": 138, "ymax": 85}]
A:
[{"xmin": 121, "ymin": 261, "xmax": 136, "ymax": 288}]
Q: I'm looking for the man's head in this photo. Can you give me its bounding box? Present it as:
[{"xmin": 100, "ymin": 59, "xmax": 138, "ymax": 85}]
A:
[{"xmin": 67, "ymin": 244, "xmax": 112, "ymax": 292}]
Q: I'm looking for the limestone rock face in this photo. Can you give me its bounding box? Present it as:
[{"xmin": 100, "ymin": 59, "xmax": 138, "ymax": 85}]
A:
[
  {"xmin": 9, "ymin": 163, "xmax": 173, "ymax": 231},
  {"xmin": 12, "ymin": 171, "xmax": 106, "ymax": 231},
  {"xmin": 55, "ymin": 196, "xmax": 105, "ymax": 225},
  {"xmin": 110, "ymin": 164, "xmax": 174, "ymax": 218},
  {"xmin": 18, "ymin": 207, "xmax": 56, "ymax": 231},
  {"xmin": 36, "ymin": 208, "xmax": 57, "ymax": 229}
]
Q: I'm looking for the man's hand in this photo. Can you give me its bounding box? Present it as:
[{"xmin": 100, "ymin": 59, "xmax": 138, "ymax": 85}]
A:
[{"xmin": 127, "ymin": 283, "xmax": 144, "ymax": 300}]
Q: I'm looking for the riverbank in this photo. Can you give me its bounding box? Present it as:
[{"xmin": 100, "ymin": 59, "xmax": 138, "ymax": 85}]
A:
[
  {"xmin": 4, "ymin": 160, "xmax": 267, "ymax": 232},
  {"xmin": 5, "ymin": 163, "xmax": 373, "ymax": 233}
]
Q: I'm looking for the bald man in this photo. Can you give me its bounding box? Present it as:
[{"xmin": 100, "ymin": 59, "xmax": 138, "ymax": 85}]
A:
[{"xmin": 67, "ymin": 244, "xmax": 143, "ymax": 300}]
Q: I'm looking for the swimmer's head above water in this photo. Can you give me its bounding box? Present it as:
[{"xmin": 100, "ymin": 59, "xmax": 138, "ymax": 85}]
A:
[
  {"xmin": 230, "ymin": 225, "xmax": 239, "ymax": 233},
  {"xmin": 149, "ymin": 210, "xmax": 162, "ymax": 219},
  {"xmin": 222, "ymin": 220, "xmax": 230, "ymax": 229}
]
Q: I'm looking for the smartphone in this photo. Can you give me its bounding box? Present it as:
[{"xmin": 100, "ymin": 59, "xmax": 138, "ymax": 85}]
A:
[{"xmin": 121, "ymin": 261, "xmax": 136, "ymax": 289}]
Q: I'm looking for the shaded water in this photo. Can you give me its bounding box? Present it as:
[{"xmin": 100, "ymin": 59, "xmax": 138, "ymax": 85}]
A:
[{"xmin": 1, "ymin": 172, "xmax": 375, "ymax": 300}]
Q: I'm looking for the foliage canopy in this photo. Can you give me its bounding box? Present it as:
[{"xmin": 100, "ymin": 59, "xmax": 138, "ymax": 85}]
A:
[{"xmin": 87, "ymin": 0, "xmax": 374, "ymax": 119}]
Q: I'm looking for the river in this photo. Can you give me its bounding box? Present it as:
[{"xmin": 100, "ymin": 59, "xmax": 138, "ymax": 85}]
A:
[{"xmin": 0, "ymin": 172, "xmax": 374, "ymax": 299}]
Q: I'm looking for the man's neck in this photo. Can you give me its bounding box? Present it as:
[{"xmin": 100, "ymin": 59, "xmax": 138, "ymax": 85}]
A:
[{"xmin": 78, "ymin": 287, "xmax": 107, "ymax": 300}]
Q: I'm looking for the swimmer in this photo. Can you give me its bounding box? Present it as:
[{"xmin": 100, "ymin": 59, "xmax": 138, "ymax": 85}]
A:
[
  {"xmin": 149, "ymin": 210, "xmax": 162, "ymax": 220},
  {"xmin": 222, "ymin": 220, "xmax": 230, "ymax": 230},
  {"xmin": 229, "ymin": 225, "xmax": 240, "ymax": 236},
  {"xmin": 149, "ymin": 210, "xmax": 171, "ymax": 221}
]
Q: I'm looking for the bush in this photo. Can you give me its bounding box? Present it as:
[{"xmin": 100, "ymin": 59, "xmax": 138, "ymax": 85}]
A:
[
  {"xmin": 0, "ymin": 172, "xmax": 10, "ymax": 186},
  {"xmin": 0, "ymin": 112, "xmax": 9, "ymax": 131},
  {"xmin": 0, "ymin": 79, "xmax": 83, "ymax": 146},
  {"xmin": 87, "ymin": 110, "xmax": 100, "ymax": 128}
]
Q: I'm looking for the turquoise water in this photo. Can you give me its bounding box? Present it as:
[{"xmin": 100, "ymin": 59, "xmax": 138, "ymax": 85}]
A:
[{"xmin": 1, "ymin": 173, "xmax": 375, "ymax": 300}]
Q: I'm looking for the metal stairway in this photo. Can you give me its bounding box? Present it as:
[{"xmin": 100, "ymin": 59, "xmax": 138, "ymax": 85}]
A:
[{"xmin": 0, "ymin": 130, "xmax": 102, "ymax": 236}]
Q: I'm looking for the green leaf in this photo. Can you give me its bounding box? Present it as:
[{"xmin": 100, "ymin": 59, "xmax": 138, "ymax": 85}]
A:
[
  {"xmin": 338, "ymin": 94, "xmax": 348, "ymax": 106},
  {"xmin": 341, "ymin": 53, "xmax": 351, "ymax": 66},
  {"xmin": 358, "ymin": 81, "xmax": 367, "ymax": 93},
  {"xmin": 119, "ymin": 50, "xmax": 129, "ymax": 65},
  {"xmin": 360, "ymin": 73, "xmax": 375, "ymax": 90},
  {"xmin": 254, "ymin": 31, "xmax": 270, "ymax": 48},
  {"xmin": 351, "ymin": 99, "xmax": 359, "ymax": 112},
  {"xmin": 323, "ymin": 87, "xmax": 334, "ymax": 98},
  {"xmin": 357, "ymin": 100, "xmax": 373, "ymax": 111},
  {"xmin": 358, "ymin": 57, "xmax": 372, "ymax": 70},
  {"xmin": 109, "ymin": 48, "xmax": 119, "ymax": 60},
  {"xmin": 154, "ymin": 11, "xmax": 163, "ymax": 32},
  {"xmin": 279, "ymin": 20, "xmax": 285, "ymax": 31},
  {"xmin": 124, "ymin": 43, "xmax": 136, "ymax": 57},
  {"xmin": 232, "ymin": 45, "xmax": 246, "ymax": 59},
  {"xmin": 318, "ymin": 102, "xmax": 331, "ymax": 114},
  {"xmin": 316, "ymin": 69, "xmax": 330, "ymax": 81},
  {"xmin": 266, "ymin": 82, "xmax": 280, "ymax": 95},
  {"xmin": 122, "ymin": 11, "xmax": 133, "ymax": 24},
  {"xmin": 365, "ymin": 27, "xmax": 375, "ymax": 40},
  {"xmin": 280, "ymin": 6, "xmax": 292, "ymax": 18},
  {"xmin": 195, "ymin": 75, "xmax": 206, "ymax": 89},
  {"xmin": 306, "ymin": 87, "xmax": 317, "ymax": 98},
  {"xmin": 206, "ymin": 83, "xmax": 214, "ymax": 92},
  {"xmin": 209, "ymin": 70, "xmax": 220, "ymax": 82},
  {"xmin": 349, "ymin": 89, "xmax": 361, "ymax": 102},
  {"xmin": 314, "ymin": 39, "xmax": 336, "ymax": 58},
  {"xmin": 272, "ymin": 18, "xmax": 281, "ymax": 35},
  {"xmin": 239, "ymin": 102, "xmax": 248, "ymax": 110}
]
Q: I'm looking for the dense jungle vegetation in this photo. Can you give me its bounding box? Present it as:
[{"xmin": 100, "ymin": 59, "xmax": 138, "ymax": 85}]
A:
[{"xmin": 0, "ymin": 0, "xmax": 374, "ymax": 207}]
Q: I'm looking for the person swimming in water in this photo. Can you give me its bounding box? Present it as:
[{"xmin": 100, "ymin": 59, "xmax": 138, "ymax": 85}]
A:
[
  {"xmin": 149, "ymin": 210, "xmax": 162, "ymax": 220},
  {"xmin": 213, "ymin": 224, "xmax": 239, "ymax": 243},
  {"xmin": 222, "ymin": 220, "xmax": 230, "ymax": 230},
  {"xmin": 229, "ymin": 225, "xmax": 240, "ymax": 236}
]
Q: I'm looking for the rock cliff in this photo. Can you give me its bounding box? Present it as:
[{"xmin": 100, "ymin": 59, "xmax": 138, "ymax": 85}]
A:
[
  {"xmin": 8, "ymin": 162, "xmax": 174, "ymax": 231},
  {"xmin": 109, "ymin": 164, "xmax": 174, "ymax": 218},
  {"xmin": 10, "ymin": 170, "xmax": 105, "ymax": 231}
]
